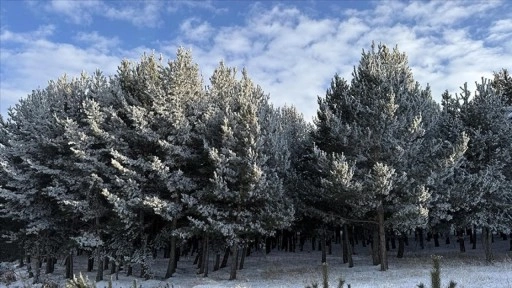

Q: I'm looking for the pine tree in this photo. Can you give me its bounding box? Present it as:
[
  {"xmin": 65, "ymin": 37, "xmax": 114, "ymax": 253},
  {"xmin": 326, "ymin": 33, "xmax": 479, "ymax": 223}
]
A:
[
  {"xmin": 312, "ymin": 43, "xmax": 463, "ymax": 270},
  {"xmin": 193, "ymin": 65, "xmax": 294, "ymax": 280},
  {"xmin": 492, "ymin": 69, "xmax": 512, "ymax": 106},
  {"xmin": 427, "ymin": 90, "xmax": 469, "ymax": 238},
  {"xmin": 83, "ymin": 49, "xmax": 207, "ymax": 279},
  {"xmin": 0, "ymin": 74, "xmax": 95, "ymax": 282},
  {"xmin": 451, "ymin": 79, "xmax": 512, "ymax": 262}
]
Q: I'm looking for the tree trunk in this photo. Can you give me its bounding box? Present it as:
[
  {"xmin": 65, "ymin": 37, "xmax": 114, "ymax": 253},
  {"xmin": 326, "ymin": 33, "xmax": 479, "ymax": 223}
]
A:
[
  {"xmin": 385, "ymin": 231, "xmax": 390, "ymax": 251},
  {"xmin": 164, "ymin": 242, "xmax": 170, "ymax": 258},
  {"xmin": 342, "ymin": 225, "xmax": 349, "ymax": 264},
  {"xmin": 434, "ymin": 232, "xmax": 440, "ymax": 247},
  {"xmin": 199, "ymin": 234, "xmax": 209, "ymax": 276},
  {"xmin": 390, "ymin": 229, "xmax": 396, "ymax": 250},
  {"xmin": 45, "ymin": 257, "xmax": 50, "ymax": 274},
  {"xmin": 371, "ymin": 227, "xmax": 380, "ymax": 265},
  {"xmin": 104, "ymin": 256, "xmax": 109, "ymax": 270},
  {"xmin": 165, "ymin": 218, "xmax": 178, "ymax": 278},
  {"xmin": 361, "ymin": 228, "xmax": 367, "ymax": 248},
  {"xmin": 26, "ymin": 256, "xmax": 33, "ymax": 278},
  {"xmin": 140, "ymin": 213, "xmax": 150, "ymax": 280},
  {"xmin": 457, "ymin": 229, "xmax": 465, "ymax": 252},
  {"xmin": 213, "ymin": 251, "xmax": 220, "ymax": 271},
  {"xmin": 96, "ymin": 248, "xmax": 104, "ymax": 282},
  {"xmin": 239, "ymin": 245, "xmax": 246, "ymax": 270},
  {"xmin": 94, "ymin": 215, "xmax": 103, "ymax": 281},
  {"xmin": 390, "ymin": 230, "xmax": 396, "ymax": 250},
  {"xmin": 299, "ymin": 235, "xmax": 305, "ymax": 251},
  {"xmin": 115, "ymin": 259, "xmax": 120, "ymax": 280},
  {"xmin": 321, "ymin": 230, "xmax": 327, "ymax": 264},
  {"xmin": 397, "ymin": 234, "xmax": 405, "ymax": 258},
  {"xmin": 87, "ymin": 252, "xmax": 94, "ymax": 272},
  {"xmin": 483, "ymin": 227, "xmax": 493, "ymax": 262},
  {"xmin": 229, "ymin": 245, "xmax": 238, "ymax": 280},
  {"xmin": 196, "ymin": 246, "xmax": 203, "ymax": 269},
  {"xmin": 198, "ymin": 239, "xmax": 205, "ymax": 274},
  {"xmin": 418, "ymin": 228, "xmax": 425, "ymax": 249},
  {"xmin": 344, "ymin": 224, "xmax": 354, "ymax": 267},
  {"xmin": 193, "ymin": 249, "xmax": 200, "ymax": 265},
  {"xmin": 281, "ymin": 230, "xmax": 288, "ymax": 251},
  {"xmin": 140, "ymin": 262, "xmax": 147, "ymax": 279},
  {"xmin": 45, "ymin": 256, "xmax": 54, "ymax": 274},
  {"xmin": 65, "ymin": 253, "xmax": 73, "ymax": 279},
  {"xmin": 468, "ymin": 227, "xmax": 474, "ymax": 244},
  {"xmin": 220, "ymin": 247, "xmax": 229, "ymax": 268},
  {"xmin": 509, "ymin": 233, "xmax": 512, "ymax": 251},
  {"xmin": 126, "ymin": 264, "xmax": 132, "ymax": 276},
  {"xmin": 33, "ymin": 256, "xmax": 41, "ymax": 284},
  {"xmin": 378, "ymin": 203, "xmax": 388, "ymax": 271},
  {"xmin": 110, "ymin": 259, "xmax": 116, "ymax": 275},
  {"xmin": 472, "ymin": 227, "xmax": 477, "ymax": 249}
]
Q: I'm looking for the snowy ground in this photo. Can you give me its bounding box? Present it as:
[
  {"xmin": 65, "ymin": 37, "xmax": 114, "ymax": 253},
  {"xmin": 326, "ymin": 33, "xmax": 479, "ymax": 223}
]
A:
[{"xmin": 1, "ymin": 236, "xmax": 511, "ymax": 288}]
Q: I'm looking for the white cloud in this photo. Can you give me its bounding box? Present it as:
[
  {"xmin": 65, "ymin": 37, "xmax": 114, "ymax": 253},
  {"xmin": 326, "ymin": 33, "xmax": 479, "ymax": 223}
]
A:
[
  {"xmin": 103, "ymin": 1, "xmax": 164, "ymax": 28},
  {"xmin": 180, "ymin": 18, "xmax": 214, "ymax": 42},
  {"xmin": 167, "ymin": 0, "xmax": 228, "ymax": 14},
  {"xmin": 0, "ymin": 27, "xmax": 126, "ymax": 116},
  {"xmin": 0, "ymin": 24, "xmax": 55, "ymax": 42},
  {"xmin": 44, "ymin": 0, "xmax": 103, "ymax": 25},
  {"xmin": 39, "ymin": 0, "xmax": 228, "ymax": 29},
  {"xmin": 487, "ymin": 19, "xmax": 512, "ymax": 51},
  {"xmin": 2, "ymin": 1, "xmax": 510, "ymax": 122},
  {"xmin": 74, "ymin": 31, "xmax": 120, "ymax": 52},
  {"xmin": 161, "ymin": 2, "xmax": 510, "ymax": 122},
  {"xmin": 36, "ymin": 0, "xmax": 164, "ymax": 28}
]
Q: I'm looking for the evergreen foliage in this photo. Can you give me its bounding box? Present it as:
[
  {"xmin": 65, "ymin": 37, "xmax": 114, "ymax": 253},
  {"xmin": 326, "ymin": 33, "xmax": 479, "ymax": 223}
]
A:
[
  {"xmin": 492, "ymin": 68, "xmax": 512, "ymax": 106},
  {"xmin": 305, "ymin": 263, "xmax": 348, "ymax": 288},
  {"xmin": 417, "ymin": 255, "xmax": 457, "ymax": 288},
  {"xmin": 65, "ymin": 273, "xmax": 95, "ymax": 288},
  {"xmin": 0, "ymin": 44, "xmax": 510, "ymax": 282},
  {"xmin": 437, "ymin": 79, "xmax": 512, "ymax": 262},
  {"xmin": 311, "ymin": 43, "xmax": 466, "ymax": 270}
]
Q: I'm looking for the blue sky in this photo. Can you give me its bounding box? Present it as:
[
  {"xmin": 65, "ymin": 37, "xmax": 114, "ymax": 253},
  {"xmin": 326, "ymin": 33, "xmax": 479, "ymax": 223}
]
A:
[{"xmin": 1, "ymin": 0, "xmax": 511, "ymax": 121}]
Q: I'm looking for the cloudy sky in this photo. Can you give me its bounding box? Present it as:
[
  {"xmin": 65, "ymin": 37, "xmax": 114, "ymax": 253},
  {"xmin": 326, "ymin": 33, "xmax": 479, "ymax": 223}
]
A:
[{"xmin": 1, "ymin": 0, "xmax": 511, "ymax": 121}]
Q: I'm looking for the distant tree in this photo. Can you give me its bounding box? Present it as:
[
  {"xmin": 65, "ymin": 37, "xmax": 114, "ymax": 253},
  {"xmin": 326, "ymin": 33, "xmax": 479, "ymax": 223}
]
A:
[
  {"xmin": 492, "ymin": 68, "xmax": 512, "ymax": 106},
  {"xmin": 450, "ymin": 80, "xmax": 512, "ymax": 262},
  {"xmin": 427, "ymin": 91, "xmax": 470, "ymax": 240}
]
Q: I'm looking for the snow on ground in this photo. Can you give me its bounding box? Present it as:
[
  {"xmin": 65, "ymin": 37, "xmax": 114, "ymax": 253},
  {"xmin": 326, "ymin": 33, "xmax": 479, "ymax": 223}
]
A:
[{"xmin": 1, "ymin": 236, "xmax": 511, "ymax": 288}]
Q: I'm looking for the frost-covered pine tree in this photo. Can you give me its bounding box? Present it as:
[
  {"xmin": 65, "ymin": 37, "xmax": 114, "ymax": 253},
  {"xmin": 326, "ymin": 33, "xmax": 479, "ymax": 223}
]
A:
[
  {"xmin": 59, "ymin": 71, "xmax": 125, "ymax": 281},
  {"xmin": 313, "ymin": 44, "xmax": 458, "ymax": 270},
  {"xmin": 445, "ymin": 79, "xmax": 512, "ymax": 262},
  {"xmin": 0, "ymin": 74, "xmax": 95, "ymax": 282},
  {"xmin": 90, "ymin": 49, "xmax": 206, "ymax": 279},
  {"xmin": 271, "ymin": 106, "xmax": 311, "ymax": 222},
  {"xmin": 193, "ymin": 64, "xmax": 294, "ymax": 280},
  {"xmin": 426, "ymin": 90, "xmax": 470, "ymax": 245},
  {"xmin": 492, "ymin": 68, "xmax": 512, "ymax": 106},
  {"xmin": 310, "ymin": 75, "xmax": 364, "ymax": 262}
]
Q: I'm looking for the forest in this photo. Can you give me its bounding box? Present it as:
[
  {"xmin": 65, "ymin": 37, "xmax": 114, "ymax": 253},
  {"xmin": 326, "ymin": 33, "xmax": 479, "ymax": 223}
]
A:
[{"xmin": 0, "ymin": 44, "xmax": 511, "ymax": 285}]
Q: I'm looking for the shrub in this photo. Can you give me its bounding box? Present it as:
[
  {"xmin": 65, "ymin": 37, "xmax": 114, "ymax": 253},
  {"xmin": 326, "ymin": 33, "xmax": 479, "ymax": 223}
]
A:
[
  {"xmin": 418, "ymin": 255, "xmax": 457, "ymax": 288},
  {"xmin": 66, "ymin": 273, "xmax": 95, "ymax": 288}
]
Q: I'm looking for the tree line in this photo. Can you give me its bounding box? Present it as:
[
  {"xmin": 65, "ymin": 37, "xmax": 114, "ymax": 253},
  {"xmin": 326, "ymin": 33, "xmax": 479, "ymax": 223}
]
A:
[{"xmin": 0, "ymin": 44, "xmax": 511, "ymax": 283}]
